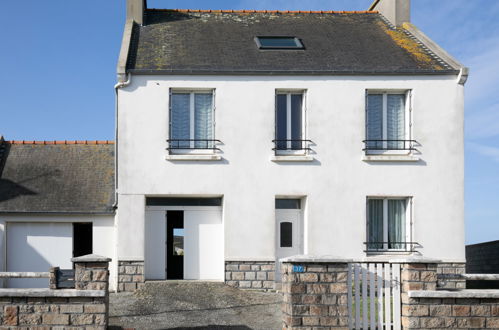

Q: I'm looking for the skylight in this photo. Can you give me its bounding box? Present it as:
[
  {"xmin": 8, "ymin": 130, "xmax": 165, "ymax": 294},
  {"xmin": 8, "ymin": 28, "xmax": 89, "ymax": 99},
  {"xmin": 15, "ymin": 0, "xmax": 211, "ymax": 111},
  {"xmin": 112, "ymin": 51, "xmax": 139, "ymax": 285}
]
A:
[{"xmin": 255, "ymin": 37, "xmax": 304, "ymax": 49}]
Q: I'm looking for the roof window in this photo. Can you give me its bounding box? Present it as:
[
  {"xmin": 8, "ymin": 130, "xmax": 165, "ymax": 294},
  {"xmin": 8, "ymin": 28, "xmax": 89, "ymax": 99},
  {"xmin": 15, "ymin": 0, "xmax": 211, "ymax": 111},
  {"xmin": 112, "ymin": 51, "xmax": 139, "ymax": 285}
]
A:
[{"xmin": 255, "ymin": 37, "xmax": 304, "ymax": 49}]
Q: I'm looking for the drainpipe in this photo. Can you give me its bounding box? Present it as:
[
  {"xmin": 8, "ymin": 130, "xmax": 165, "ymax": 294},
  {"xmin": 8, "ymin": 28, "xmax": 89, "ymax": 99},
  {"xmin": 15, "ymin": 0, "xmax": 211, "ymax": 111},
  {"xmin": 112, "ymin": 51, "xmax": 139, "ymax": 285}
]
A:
[{"xmin": 113, "ymin": 74, "xmax": 131, "ymax": 209}]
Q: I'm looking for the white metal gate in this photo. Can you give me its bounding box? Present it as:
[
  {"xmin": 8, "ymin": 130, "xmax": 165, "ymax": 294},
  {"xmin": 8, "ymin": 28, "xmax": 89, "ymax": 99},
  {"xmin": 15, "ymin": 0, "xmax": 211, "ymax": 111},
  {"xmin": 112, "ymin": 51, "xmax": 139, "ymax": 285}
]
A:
[{"xmin": 348, "ymin": 263, "xmax": 401, "ymax": 330}]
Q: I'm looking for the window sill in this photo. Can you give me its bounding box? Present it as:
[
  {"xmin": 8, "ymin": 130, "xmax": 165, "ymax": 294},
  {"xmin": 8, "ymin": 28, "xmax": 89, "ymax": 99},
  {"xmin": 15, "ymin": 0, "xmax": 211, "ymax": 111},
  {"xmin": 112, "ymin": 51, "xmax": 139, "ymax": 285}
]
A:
[
  {"xmin": 271, "ymin": 155, "xmax": 314, "ymax": 162},
  {"xmin": 362, "ymin": 154, "xmax": 419, "ymax": 162},
  {"xmin": 166, "ymin": 154, "xmax": 222, "ymax": 161}
]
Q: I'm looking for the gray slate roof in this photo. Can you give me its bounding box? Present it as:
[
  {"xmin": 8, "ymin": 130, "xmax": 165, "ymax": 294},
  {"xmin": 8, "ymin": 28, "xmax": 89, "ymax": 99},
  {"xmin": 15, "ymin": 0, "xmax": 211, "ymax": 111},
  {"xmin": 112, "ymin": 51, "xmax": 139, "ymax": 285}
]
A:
[
  {"xmin": 127, "ymin": 10, "xmax": 456, "ymax": 75},
  {"xmin": 0, "ymin": 142, "xmax": 115, "ymax": 214}
]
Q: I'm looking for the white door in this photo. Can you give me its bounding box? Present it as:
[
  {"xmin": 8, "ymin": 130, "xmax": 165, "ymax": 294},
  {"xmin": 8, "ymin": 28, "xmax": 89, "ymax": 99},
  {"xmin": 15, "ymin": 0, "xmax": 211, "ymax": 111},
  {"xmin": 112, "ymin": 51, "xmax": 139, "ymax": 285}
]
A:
[
  {"xmin": 7, "ymin": 223, "xmax": 73, "ymax": 288},
  {"xmin": 275, "ymin": 209, "xmax": 303, "ymax": 281},
  {"xmin": 184, "ymin": 209, "xmax": 224, "ymax": 280},
  {"xmin": 144, "ymin": 210, "xmax": 167, "ymax": 280}
]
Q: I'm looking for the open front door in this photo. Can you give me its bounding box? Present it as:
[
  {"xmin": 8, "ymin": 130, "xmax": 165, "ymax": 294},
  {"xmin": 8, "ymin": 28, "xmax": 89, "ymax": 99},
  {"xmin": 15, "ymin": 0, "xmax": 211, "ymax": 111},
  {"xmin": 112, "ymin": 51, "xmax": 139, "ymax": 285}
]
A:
[{"xmin": 167, "ymin": 211, "xmax": 184, "ymax": 279}]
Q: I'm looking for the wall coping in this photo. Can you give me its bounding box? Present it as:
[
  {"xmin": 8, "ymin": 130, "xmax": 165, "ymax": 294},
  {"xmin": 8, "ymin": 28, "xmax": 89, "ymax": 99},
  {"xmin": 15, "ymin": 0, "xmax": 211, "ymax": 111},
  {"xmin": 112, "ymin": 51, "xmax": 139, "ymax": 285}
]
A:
[
  {"xmin": 279, "ymin": 255, "xmax": 442, "ymax": 264},
  {"xmin": 280, "ymin": 255, "xmax": 354, "ymax": 263},
  {"xmin": 225, "ymin": 257, "xmax": 275, "ymax": 262},
  {"xmin": 0, "ymin": 288, "xmax": 106, "ymax": 297},
  {"xmin": 71, "ymin": 254, "xmax": 112, "ymax": 263},
  {"xmin": 409, "ymin": 289, "xmax": 499, "ymax": 299}
]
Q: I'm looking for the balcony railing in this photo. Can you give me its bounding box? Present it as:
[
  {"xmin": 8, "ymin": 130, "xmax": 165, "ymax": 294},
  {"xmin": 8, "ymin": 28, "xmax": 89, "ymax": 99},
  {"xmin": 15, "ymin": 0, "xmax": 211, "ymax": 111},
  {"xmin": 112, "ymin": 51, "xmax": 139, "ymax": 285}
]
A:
[
  {"xmin": 363, "ymin": 140, "xmax": 417, "ymax": 151},
  {"xmin": 167, "ymin": 139, "xmax": 222, "ymax": 151},
  {"xmin": 272, "ymin": 139, "xmax": 312, "ymax": 153},
  {"xmin": 364, "ymin": 241, "xmax": 419, "ymax": 252}
]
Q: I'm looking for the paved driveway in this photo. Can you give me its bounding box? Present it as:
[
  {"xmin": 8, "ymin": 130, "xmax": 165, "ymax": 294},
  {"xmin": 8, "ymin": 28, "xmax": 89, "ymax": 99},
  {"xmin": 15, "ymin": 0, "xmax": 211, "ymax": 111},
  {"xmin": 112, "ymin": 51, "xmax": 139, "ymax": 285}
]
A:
[{"xmin": 109, "ymin": 281, "xmax": 282, "ymax": 330}]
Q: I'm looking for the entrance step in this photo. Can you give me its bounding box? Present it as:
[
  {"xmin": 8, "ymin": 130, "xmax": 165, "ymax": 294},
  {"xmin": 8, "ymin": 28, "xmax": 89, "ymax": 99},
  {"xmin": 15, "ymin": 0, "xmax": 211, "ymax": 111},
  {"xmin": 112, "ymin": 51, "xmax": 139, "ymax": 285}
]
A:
[{"xmin": 109, "ymin": 280, "xmax": 281, "ymax": 329}]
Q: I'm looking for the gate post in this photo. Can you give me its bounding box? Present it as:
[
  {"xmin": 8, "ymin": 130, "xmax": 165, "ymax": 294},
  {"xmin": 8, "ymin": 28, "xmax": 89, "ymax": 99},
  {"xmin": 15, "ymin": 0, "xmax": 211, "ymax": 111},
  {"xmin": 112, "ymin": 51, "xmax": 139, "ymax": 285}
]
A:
[{"xmin": 281, "ymin": 256, "xmax": 352, "ymax": 329}]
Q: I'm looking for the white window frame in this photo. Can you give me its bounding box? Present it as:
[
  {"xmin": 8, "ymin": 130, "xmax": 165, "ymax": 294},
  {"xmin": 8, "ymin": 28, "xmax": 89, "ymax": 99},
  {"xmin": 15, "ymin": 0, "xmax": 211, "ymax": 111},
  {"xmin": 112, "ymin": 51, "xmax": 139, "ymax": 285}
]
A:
[
  {"xmin": 275, "ymin": 90, "xmax": 307, "ymax": 155},
  {"xmin": 169, "ymin": 89, "xmax": 216, "ymax": 154},
  {"xmin": 366, "ymin": 196, "xmax": 413, "ymax": 253},
  {"xmin": 365, "ymin": 90, "xmax": 412, "ymax": 155}
]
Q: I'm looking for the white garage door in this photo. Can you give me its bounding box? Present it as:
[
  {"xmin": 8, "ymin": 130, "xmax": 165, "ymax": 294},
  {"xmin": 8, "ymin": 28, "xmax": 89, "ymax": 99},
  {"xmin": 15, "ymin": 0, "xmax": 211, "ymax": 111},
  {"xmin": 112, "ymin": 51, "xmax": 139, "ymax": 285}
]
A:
[{"xmin": 7, "ymin": 223, "xmax": 73, "ymax": 288}]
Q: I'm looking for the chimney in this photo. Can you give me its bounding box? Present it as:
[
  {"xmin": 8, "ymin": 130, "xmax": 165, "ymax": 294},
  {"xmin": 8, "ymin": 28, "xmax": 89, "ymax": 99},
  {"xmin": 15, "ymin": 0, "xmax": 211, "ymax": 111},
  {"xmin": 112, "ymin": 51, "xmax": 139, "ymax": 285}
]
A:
[
  {"xmin": 369, "ymin": 0, "xmax": 410, "ymax": 27},
  {"xmin": 127, "ymin": 0, "xmax": 146, "ymax": 25}
]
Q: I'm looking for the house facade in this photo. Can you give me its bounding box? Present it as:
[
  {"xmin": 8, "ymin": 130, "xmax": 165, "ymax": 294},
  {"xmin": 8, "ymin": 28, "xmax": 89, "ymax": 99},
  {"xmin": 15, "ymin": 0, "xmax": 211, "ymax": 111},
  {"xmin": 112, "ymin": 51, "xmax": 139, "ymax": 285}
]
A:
[{"xmin": 114, "ymin": 0, "xmax": 468, "ymax": 291}]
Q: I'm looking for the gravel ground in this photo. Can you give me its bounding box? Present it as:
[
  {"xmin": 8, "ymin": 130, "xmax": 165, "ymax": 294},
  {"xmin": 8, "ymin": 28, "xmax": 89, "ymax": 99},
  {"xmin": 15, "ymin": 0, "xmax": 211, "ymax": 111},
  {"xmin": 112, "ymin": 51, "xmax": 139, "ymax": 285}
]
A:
[{"xmin": 109, "ymin": 281, "xmax": 282, "ymax": 330}]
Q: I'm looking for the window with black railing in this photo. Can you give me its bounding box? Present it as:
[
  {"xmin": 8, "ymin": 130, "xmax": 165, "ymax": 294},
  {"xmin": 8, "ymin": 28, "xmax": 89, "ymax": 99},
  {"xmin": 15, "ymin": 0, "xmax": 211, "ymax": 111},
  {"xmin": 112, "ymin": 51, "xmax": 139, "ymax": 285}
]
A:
[
  {"xmin": 275, "ymin": 91, "xmax": 309, "ymax": 155},
  {"xmin": 364, "ymin": 241, "xmax": 418, "ymax": 252},
  {"xmin": 365, "ymin": 91, "xmax": 413, "ymax": 153},
  {"xmin": 169, "ymin": 90, "xmax": 219, "ymax": 153}
]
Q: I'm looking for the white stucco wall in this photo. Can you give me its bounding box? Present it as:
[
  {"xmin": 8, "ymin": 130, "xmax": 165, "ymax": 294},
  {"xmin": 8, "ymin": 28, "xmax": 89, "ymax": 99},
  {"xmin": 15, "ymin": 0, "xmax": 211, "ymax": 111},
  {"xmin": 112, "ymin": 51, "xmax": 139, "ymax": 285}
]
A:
[
  {"xmin": 117, "ymin": 74, "xmax": 465, "ymax": 262},
  {"xmin": 0, "ymin": 214, "xmax": 116, "ymax": 290}
]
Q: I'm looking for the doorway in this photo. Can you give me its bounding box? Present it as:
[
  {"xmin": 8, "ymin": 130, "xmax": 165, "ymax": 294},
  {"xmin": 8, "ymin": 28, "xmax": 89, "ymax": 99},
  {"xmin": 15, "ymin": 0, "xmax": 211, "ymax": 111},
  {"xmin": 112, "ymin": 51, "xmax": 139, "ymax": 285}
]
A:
[
  {"xmin": 73, "ymin": 223, "xmax": 92, "ymax": 258},
  {"xmin": 167, "ymin": 211, "xmax": 184, "ymax": 279},
  {"xmin": 275, "ymin": 198, "xmax": 303, "ymax": 281}
]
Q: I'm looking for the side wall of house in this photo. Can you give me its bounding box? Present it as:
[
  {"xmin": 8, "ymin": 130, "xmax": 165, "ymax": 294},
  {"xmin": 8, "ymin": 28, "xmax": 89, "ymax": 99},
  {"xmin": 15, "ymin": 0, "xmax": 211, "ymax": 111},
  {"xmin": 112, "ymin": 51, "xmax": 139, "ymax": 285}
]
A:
[
  {"xmin": 117, "ymin": 75, "xmax": 465, "ymax": 267},
  {"xmin": 0, "ymin": 214, "xmax": 116, "ymax": 291}
]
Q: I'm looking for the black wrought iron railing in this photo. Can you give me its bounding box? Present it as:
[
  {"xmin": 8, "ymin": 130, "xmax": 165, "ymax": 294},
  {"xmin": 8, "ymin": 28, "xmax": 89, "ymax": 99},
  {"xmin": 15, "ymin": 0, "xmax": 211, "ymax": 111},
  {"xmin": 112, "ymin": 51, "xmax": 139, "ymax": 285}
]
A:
[
  {"xmin": 272, "ymin": 139, "xmax": 312, "ymax": 153},
  {"xmin": 363, "ymin": 140, "xmax": 417, "ymax": 151},
  {"xmin": 364, "ymin": 241, "xmax": 419, "ymax": 252},
  {"xmin": 167, "ymin": 139, "xmax": 222, "ymax": 151}
]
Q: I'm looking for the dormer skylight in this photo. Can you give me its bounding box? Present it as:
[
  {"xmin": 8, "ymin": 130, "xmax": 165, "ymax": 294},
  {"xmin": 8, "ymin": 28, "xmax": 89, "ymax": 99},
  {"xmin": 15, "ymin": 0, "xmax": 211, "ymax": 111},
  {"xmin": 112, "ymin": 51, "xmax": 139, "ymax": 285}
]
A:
[{"xmin": 255, "ymin": 37, "xmax": 304, "ymax": 50}]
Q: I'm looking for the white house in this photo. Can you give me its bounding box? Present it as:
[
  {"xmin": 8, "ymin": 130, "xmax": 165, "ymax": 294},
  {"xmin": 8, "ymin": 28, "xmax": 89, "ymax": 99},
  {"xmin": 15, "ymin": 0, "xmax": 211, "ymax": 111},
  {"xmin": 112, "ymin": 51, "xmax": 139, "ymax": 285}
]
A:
[
  {"xmin": 114, "ymin": 0, "xmax": 468, "ymax": 291},
  {"xmin": 0, "ymin": 0, "xmax": 468, "ymax": 293}
]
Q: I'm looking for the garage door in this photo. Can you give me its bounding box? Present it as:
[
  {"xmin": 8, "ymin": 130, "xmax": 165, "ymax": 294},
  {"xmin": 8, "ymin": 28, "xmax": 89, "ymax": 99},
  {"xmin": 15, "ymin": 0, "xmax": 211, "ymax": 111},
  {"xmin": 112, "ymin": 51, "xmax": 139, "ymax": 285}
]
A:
[{"xmin": 7, "ymin": 223, "xmax": 73, "ymax": 288}]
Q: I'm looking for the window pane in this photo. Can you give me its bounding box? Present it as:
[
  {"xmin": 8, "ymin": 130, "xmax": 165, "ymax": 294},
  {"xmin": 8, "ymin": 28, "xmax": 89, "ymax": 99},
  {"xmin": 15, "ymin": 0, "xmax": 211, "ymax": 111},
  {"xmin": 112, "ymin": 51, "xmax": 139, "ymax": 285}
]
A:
[
  {"xmin": 368, "ymin": 199, "xmax": 384, "ymax": 250},
  {"xmin": 171, "ymin": 93, "xmax": 191, "ymax": 148},
  {"xmin": 275, "ymin": 199, "xmax": 301, "ymax": 209},
  {"xmin": 387, "ymin": 94, "xmax": 406, "ymax": 149},
  {"xmin": 291, "ymin": 94, "xmax": 303, "ymax": 150},
  {"xmin": 276, "ymin": 94, "xmax": 287, "ymax": 150},
  {"xmin": 258, "ymin": 37, "xmax": 301, "ymax": 48},
  {"xmin": 388, "ymin": 199, "xmax": 406, "ymax": 249},
  {"xmin": 194, "ymin": 93, "xmax": 213, "ymax": 148},
  {"xmin": 280, "ymin": 222, "xmax": 293, "ymax": 247},
  {"xmin": 367, "ymin": 94, "xmax": 383, "ymax": 149}
]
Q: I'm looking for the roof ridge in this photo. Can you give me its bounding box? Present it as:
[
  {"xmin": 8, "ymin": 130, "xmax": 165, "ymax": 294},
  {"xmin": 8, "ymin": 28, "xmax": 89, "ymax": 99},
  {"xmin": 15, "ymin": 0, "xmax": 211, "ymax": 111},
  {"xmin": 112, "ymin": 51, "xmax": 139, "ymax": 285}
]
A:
[
  {"xmin": 147, "ymin": 9, "xmax": 379, "ymax": 14},
  {"xmin": 8, "ymin": 140, "xmax": 115, "ymax": 145}
]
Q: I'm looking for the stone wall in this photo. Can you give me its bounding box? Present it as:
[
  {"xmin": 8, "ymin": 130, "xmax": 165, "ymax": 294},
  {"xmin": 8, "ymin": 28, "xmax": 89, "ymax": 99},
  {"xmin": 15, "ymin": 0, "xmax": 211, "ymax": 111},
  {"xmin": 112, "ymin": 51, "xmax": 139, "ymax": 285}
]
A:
[
  {"xmin": 402, "ymin": 294, "xmax": 499, "ymax": 329},
  {"xmin": 0, "ymin": 294, "xmax": 107, "ymax": 328},
  {"xmin": 0, "ymin": 254, "xmax": 111, "ymax": 329},
  {"xmin": 117, "ymin": 260, "xmax": 144, "ymax": 292},
  {"xmin": 225, "ymin": 261, "xmax": 275, "ymax": 290},
  {"xmin": 466, "ymin": 240, "xmax": 499, "ymax": 289},
  {"xmin": 437, "ymin": 263, "xmax": 466, "ymax": 290},
  {"xmin": 281, "ymin": 258, "xmax": 350, "ymax": 329}
]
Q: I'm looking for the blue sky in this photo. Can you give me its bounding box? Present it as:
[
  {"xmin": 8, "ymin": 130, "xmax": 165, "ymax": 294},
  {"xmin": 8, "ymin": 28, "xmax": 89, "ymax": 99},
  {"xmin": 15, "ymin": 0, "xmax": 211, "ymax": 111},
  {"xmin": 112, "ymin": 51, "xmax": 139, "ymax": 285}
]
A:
[{"xmin": 0, "ymin": 1, "xmax": 497, "ymax": 244}]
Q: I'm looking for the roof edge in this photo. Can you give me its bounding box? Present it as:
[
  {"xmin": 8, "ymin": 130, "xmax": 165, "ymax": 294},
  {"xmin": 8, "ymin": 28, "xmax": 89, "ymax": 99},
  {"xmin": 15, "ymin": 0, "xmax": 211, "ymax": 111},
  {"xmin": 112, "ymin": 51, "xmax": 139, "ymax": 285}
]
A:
[
  {"xmin": 7, "ymin": 140, "xmax": 114, "ymax": 145},
  {"xmin": 117, "ymin": 18, "xmax": 135, "ymax": 83},
  {"xmin": 0, "ymin": 211, "xmax": 116, "ymax": 215},
  {"xmin": 128, "ymin": 69, "xmax": 460, "ymax": 76},
  {"xmin": 402, "ymin": 22, "xmax": 469, "ymax": 84},
  {"xmin": 145, "ymin": 8, "xmax": 379, "ymax": 14}
]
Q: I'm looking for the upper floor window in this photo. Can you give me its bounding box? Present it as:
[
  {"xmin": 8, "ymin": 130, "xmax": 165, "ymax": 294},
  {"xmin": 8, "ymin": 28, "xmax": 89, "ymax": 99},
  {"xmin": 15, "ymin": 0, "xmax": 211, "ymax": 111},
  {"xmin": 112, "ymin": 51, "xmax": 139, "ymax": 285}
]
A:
[
  {"xmin": 274, "ymin": 91, "xmax": 309, "ymax": 155},
  {"xmin": 366, "ymin": 197, "xmax": 412, "ymax": 252},
  {"xmin": 168, "ymin": 90, "xmax": 219, "ymax": 153},
  {"xmin": 364, "ymin": 91, "xmax": 413, "ymax": 153}
]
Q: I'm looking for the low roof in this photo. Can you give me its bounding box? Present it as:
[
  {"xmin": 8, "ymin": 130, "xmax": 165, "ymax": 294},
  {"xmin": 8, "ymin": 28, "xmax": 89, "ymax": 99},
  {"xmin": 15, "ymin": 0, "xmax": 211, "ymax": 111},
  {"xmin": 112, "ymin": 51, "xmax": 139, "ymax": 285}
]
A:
[
  {"xmin": 0, "ymin": 141, "xmax": 115, "ymax": 214},
  {"xmin": 126, "ymin": 9, "xmax": 457, "ymax": 75}
]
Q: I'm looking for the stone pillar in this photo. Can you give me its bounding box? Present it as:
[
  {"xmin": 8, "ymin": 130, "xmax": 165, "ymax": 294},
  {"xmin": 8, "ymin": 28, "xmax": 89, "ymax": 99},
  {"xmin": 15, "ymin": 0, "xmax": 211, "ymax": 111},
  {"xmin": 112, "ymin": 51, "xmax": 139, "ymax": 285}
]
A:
[
  {"xmin": 49, "ymin": 266, "xmax": 59, "ymax": 290},
  {"xmin": 281, "ymin": 256, "xmax": 352, "ymax": 329},
  {"xmin": 400, "ymin": 260, "xmax": 439, "ymax": 329},
  {"xmin": 72, "ymin": 254, "xmax": 111, "ymax": 291}
]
